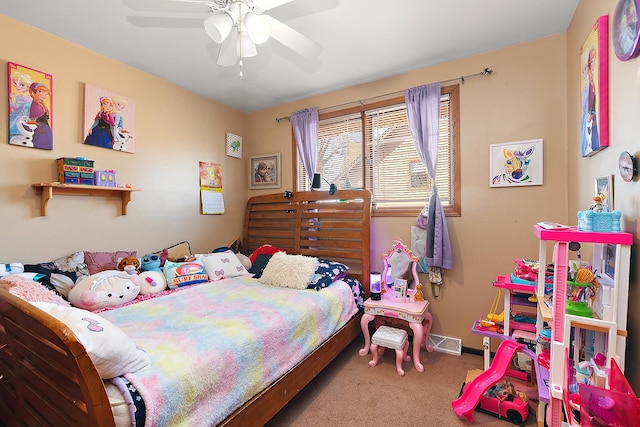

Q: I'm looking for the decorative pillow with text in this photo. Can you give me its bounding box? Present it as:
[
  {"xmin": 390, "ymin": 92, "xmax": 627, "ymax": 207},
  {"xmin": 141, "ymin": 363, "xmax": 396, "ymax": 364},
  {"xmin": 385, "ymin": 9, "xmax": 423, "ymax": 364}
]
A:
[{"xmin": 163, "ymin": 259, "xmax": 209, "ymax": 289}]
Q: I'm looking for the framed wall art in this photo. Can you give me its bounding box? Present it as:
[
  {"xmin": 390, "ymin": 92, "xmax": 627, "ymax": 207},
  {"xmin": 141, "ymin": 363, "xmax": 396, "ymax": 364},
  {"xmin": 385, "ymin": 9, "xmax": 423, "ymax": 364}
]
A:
[
  {"xmin": 250, "ymin": 153, "xmax": 281, "ymax": 189},
  {"xmin": 613, "ymin": 0, "xmax": 640, "ymax": 61},
  {"xmin": 83, "ymin": 84, "xmax": 136, "ymax": 153},
  {"xmin": 594, "ymin": 175, "xmax": 613, "ymax": 211},
  {"xmin": 490, "ymin": 139, "xmax": 543, "ymax": 187},
  {"xmin": 8, "ymin": 62, "xmax": 53, "ymax": 150},
  {"xmin": 580, "ymin": 15, "xmax": 609, "ymax": 157},
  {"xmin": 225, "ymin": 132, "xmax": 242, "ymax": 158}
]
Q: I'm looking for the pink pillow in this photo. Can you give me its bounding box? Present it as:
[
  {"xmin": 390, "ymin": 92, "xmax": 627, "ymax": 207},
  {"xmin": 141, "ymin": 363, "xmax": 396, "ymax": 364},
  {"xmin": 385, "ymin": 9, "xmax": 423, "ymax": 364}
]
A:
[
  {"xmin": 0, "ymin": 275, "xmax": 70, "ymax": 306},
  {"xmin": 84, "ymin": 251, "xmax": 137, "ymax": 275}
]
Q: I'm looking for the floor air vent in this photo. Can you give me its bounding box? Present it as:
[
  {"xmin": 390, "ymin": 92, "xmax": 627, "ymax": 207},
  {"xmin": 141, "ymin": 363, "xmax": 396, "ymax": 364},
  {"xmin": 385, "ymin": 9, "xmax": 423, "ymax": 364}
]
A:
[{"xmin": 428, "ymin": 334, "xmax": 462, "ymax": 356}]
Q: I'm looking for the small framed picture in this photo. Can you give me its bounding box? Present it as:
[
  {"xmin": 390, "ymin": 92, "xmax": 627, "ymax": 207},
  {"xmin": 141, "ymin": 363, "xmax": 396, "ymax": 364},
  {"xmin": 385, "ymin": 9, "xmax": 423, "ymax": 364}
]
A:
[
  {"xmin": 490, "ymin": 139, "xmax": 543, "ymax": 187},
  {"xmin": 594, "ymin": 175, "xmax": 613, "ymax": 211},
  {"xmin": 249, "ymin": 153, "xmax": 281, "ymax": 189},
  {"xmin": 604, "ymin": 243, "xmax": 616, "ymax": 279},
  {"xmin": 225, "ymin": 132, "xmax": 242, "ymax": 158}
]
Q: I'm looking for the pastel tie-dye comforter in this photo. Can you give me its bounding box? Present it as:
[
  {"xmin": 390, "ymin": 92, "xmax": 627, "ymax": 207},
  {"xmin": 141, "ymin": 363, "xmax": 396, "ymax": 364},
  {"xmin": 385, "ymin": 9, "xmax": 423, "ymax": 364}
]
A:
[{"xmin": 100, "ymin": 275, "xmax": 359, "ymax": 426}]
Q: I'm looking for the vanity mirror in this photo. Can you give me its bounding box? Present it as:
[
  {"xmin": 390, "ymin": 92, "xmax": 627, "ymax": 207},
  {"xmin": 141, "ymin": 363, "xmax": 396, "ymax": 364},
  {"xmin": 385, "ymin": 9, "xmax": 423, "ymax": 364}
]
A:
[{"xmin": 381, "ymin": 239, "xmax": 423, "ymax": 301}]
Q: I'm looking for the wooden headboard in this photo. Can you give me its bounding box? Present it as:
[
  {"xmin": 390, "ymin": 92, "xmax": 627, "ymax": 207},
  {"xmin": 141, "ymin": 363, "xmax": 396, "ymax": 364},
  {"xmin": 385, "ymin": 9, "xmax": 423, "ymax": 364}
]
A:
[{"xmin": 243, "ymin": 189, "xmax": 372, "ymax": 292}]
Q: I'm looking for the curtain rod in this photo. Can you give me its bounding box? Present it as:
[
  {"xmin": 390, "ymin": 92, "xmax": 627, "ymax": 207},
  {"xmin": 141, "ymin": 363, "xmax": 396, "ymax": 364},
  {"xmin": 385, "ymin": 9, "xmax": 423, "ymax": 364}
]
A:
[{"xmin": 274, "ymin": 67, "xmax": 493, "ymax": 123}]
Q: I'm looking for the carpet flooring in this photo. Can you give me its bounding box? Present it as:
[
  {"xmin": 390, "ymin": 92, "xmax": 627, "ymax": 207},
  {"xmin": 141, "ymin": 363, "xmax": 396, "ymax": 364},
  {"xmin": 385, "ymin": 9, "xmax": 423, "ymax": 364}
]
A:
[{"xmin": 265, "ymin": 336, "xmax": 539, "ymax": 427}]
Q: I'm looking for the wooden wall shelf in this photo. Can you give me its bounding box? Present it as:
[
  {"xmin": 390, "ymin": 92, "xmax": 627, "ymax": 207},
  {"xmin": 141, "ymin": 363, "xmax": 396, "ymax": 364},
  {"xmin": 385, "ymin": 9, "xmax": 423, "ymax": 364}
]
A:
[{"xmin": 32, "ymin": 183, "xmax": 140, "ymax": 216}]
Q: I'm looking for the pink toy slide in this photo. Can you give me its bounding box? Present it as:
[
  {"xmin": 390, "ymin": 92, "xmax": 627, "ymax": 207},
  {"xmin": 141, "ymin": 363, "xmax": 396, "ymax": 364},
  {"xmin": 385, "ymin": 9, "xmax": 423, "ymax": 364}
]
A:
[{"xmin": 451, "ymin": 340, "xmax": 523, "ymax": 423}]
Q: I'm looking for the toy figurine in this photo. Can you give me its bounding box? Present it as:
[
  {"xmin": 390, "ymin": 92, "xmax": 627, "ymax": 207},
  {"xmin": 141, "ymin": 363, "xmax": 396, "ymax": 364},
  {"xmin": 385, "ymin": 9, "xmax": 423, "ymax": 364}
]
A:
[{"xmin": 590, "ymin": 194, "xmax": 606, "ymax": 212}]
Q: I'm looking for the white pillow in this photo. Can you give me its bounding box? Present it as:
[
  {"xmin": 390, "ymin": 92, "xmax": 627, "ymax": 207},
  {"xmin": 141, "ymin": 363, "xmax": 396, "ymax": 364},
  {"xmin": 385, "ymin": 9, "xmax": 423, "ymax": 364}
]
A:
[
  {"xmin": 258, "ymin": 252, "xmax": 319, "ymax": 290},
  {"xmin": 0, "ymin": 262, "xmax": 24, "ymax": 277},
  {"xmin": 197, "ymin": 251, "xmax": 250, "ymax": 281},
  {"xmin": 30, "ymin": 302, "xmax": 150, "ymax": 379}
]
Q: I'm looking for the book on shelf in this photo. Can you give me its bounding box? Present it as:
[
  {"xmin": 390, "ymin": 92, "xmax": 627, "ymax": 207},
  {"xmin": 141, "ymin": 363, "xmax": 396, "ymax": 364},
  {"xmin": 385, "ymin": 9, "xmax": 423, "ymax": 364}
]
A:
[{"xmin": 536, "ymin": 221, "xmax": 571, "ymax": 230}]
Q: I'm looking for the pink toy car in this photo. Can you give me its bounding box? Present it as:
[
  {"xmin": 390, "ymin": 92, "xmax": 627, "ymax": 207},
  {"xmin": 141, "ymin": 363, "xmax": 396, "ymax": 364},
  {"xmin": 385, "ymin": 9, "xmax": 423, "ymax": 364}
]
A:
[{"xmin": 476, "ymin": 381, "xmax": 529, "ymax": 424}]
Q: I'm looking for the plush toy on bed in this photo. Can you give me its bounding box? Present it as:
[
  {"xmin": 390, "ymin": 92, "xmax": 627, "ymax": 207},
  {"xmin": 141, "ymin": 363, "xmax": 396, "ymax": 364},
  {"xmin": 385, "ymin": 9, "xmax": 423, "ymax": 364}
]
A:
[
  {"xmin": 140, "ymin": 254, "xmax": 161, "ymax": 272},
  {"xmin": 138, "ymin": 253, "xmax": 168, "ymax": 295},
  {"xmin": 68, "ymin": 269, "xmax": 141, "ymax": 311},
  {"xmin": 117, "ymin": 256, "xmax": 141, "ymax": 275}
]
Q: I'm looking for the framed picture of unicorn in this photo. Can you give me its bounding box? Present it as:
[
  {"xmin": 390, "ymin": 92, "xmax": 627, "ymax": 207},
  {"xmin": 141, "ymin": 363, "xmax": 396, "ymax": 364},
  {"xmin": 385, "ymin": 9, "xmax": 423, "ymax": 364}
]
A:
[{"xmin": 490, "ymin": 139, "xmax": 543, "ymax": 187}]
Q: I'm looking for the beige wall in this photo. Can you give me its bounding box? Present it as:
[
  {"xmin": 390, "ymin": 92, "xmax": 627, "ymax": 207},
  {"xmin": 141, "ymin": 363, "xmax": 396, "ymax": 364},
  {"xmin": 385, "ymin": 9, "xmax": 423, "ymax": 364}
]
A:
[
  {"xmin": 0, "ymin": 15, "xmax": 249, "ymax": 262},
  {"xmin": 249, "ymin": 35, "xmax": 569, "ymax": 351},
  {"xmin": 4, "ymin": 0, "xmax": 640, "ymax": 391},
  {"xmin": 567, "ymin": 0, "xmax": 640, "ymax": 390}
]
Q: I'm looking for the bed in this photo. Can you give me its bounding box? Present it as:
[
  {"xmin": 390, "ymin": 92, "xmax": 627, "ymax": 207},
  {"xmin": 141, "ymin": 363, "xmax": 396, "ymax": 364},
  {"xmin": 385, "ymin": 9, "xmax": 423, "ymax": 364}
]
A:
[{"xmin": 0, "ymin": 189, "xmax": 371, "ymax": 426}]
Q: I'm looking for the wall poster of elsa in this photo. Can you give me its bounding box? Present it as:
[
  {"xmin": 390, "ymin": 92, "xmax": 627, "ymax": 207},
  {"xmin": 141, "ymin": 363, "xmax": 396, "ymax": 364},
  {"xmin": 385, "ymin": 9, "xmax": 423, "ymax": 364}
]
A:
[
  {"xmin": 580, "ymin": 15, "xmax": 609, "ymax": 157},
  {"xmin": 8, "ymin": 62, "xmax": 53, "ymax": 150},
  {"xmin": 83, "ymin": 84, "xmax": 136, "ymax": 153}
]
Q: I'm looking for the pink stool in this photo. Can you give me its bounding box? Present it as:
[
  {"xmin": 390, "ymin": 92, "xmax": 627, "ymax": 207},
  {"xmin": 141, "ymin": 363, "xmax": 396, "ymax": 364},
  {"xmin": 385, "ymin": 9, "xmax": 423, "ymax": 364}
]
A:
[{"xmin": 369, "ymin": 325, "xmax": 411, "ymax": 376}]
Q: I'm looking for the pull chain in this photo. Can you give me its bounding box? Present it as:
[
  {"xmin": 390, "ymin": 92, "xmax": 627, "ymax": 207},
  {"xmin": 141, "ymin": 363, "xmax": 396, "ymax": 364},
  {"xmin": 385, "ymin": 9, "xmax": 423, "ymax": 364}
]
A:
[{"xmin": 238, "ymin": 2, "xmax": 244, "ymax": 77}]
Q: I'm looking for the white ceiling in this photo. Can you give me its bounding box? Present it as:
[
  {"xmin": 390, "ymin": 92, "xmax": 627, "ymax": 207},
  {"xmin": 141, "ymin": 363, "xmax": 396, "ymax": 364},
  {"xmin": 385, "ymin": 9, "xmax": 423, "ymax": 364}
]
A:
[{"xmin": 0, "ymin": 0, "xmax": 579, "ymax": 113}]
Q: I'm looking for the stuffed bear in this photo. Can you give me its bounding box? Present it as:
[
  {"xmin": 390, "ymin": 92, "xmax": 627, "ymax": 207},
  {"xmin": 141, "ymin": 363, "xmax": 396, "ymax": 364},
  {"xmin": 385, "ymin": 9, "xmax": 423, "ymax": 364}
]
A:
[{"xmin": 68, "ymin": 270, "xmax": 140, "ymax": 311}]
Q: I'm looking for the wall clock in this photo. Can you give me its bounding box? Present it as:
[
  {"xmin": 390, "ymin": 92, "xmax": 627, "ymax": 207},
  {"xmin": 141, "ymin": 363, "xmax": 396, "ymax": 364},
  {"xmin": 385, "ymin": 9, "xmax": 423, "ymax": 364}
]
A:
[
  {"xmin": 613, "ymin": 0, "xmax": 640, "ymax": 61},
  {"xmin": 618, "ymin": 151, "xmax": 637, "ymax": 182}
]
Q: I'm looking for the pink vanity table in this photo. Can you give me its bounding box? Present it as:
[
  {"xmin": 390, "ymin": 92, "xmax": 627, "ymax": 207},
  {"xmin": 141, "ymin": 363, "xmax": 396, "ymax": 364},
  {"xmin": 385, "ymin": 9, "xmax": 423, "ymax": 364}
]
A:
[
  {"xmin": 359, "ymin": 294, "xmax": 433, "ymax": 372},
  {"xmin": 359, "ymin": 240, "xmax": 434, "ymax": 372}
]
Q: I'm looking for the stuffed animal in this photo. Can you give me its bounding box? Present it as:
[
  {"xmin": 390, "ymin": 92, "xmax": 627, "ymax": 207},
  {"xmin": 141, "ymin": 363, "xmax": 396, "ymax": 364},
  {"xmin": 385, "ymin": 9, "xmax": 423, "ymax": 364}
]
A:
[
  {"xmin": 140, "ymin": 253, "xmax": 161, "ymax": 272},
  {"xmin": 68, "ymin": 270, "xmax": 140, "ymax": 311},
  {"xmin": 117, "ymin": 256, "xmax": 140, "ymax": 275},
  {"xmin": 139, "ymin": 270, "xmax": 168, "ymax": 295},
  {"xmin": 159, "ymin": 248, "xmax": 169, "ymax": 267}
]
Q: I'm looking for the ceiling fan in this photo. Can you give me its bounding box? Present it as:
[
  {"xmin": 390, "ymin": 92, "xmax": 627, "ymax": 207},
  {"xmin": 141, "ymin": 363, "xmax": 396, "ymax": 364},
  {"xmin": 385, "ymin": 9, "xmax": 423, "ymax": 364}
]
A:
[{"xmin": 163, "ymin": 0, "xmax": 322, "ymax": 67}]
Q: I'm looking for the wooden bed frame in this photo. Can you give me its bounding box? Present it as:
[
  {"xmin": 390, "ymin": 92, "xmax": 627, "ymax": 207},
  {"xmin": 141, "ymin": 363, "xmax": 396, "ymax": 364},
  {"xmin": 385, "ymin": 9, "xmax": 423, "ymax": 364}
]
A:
[{"xmin": 0, "ymin": 189, "xmax": 371, "ymax": 426}]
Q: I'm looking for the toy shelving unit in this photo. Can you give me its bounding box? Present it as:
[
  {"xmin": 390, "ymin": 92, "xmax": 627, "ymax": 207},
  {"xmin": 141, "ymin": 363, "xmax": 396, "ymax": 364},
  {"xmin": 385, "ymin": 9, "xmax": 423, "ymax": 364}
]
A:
[
  {"xmin": 472, "ymin": 277, "xmax": 538, "ymax": 384},
  {"xmin": 533, "ymin": 224, "xmax": 632, "ymax": 427},
  {"xmin": 469, "ymin": 277, "xmax": 540, "ymax": 424}
]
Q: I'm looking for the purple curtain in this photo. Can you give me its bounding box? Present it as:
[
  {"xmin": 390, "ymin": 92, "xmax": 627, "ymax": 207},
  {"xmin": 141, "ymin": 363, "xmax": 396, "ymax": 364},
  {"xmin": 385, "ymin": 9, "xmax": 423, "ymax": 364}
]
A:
[
  {"xmin": 291, "ymin": 107, "xmax": 319, "ymax": 184},
  {"xmin": 405, "ymin": 83, "xmax": 452, "ymax": 270}
]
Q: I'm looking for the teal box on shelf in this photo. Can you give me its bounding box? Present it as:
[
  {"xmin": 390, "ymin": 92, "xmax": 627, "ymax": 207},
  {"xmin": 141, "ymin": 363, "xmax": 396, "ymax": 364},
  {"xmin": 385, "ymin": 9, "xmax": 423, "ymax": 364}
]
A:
[
  {"xmin": 577, "ymin": 210, "xmax": 621, "ymax": 232},
  {"xmin": 94, "ymin": 170, "xmax": 117, "ymax": 187}
]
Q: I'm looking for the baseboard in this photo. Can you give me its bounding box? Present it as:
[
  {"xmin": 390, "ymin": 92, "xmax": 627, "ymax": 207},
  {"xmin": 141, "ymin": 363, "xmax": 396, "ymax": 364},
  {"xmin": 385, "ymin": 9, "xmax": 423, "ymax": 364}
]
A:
[{"xmin": 462, "ymin": 346, "xmax": 495, "ymax": 358}]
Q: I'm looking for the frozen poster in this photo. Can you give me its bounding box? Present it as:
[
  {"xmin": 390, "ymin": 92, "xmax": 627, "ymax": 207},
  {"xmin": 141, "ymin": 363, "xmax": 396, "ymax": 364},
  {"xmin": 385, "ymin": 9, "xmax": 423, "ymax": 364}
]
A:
[
  {"xmin": 8, "ymin": 62, "xmax": 53, "ymax": 150},
  {"xmin": 83, "ymin": 84, "xmax": 136, "ymax": 153}
]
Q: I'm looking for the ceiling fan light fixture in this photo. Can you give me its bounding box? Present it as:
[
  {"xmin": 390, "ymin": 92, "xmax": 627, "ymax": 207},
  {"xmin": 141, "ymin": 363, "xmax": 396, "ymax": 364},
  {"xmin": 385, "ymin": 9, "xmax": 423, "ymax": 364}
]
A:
[
  {"xmin": 237, "ymin": 31, "xmax": 257, "ymax": 57},
  {"xmin": 244, "ymin": 12, "xmax": 271, "ymax": 44},
  {"xmin": 204, "ymin": 13, "xmax": 233, "ymax": 43}
]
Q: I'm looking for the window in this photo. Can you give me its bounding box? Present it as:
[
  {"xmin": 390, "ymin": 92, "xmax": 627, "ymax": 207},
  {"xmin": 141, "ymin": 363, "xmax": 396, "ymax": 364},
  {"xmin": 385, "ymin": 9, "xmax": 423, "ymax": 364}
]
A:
[{"xmin": 296, "ymin": 85, "xmax": 460, "ymax": 217}]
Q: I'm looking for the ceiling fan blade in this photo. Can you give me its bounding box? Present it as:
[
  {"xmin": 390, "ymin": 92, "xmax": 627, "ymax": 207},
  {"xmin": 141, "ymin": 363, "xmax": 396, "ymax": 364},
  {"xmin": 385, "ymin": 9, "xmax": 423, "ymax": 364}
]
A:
[
  {"xmin": 126, "ymin": 16, "xmax": 204, "ymax": 28},
  {"xmin": 124, "ymin": 0, "xmax": 212, "ymax": 13},
  {"xmin": 257, "ymin": 0, "xmax": 296, "ymax": 11},
  {"xmin": 263, "ymin": 15, "xmax": 321, "ymax": 60},
  {"xmin": 217, "ymin": 31, "xmax": 239, "ymax": 66}
]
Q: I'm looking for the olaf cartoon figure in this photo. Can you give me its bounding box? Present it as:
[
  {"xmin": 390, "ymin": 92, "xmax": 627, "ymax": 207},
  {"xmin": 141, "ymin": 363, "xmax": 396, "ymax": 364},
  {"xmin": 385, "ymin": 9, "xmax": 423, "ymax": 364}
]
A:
[{"xmin": 9, "ymin": 116, "xmax": 37, "ymax": 147}]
